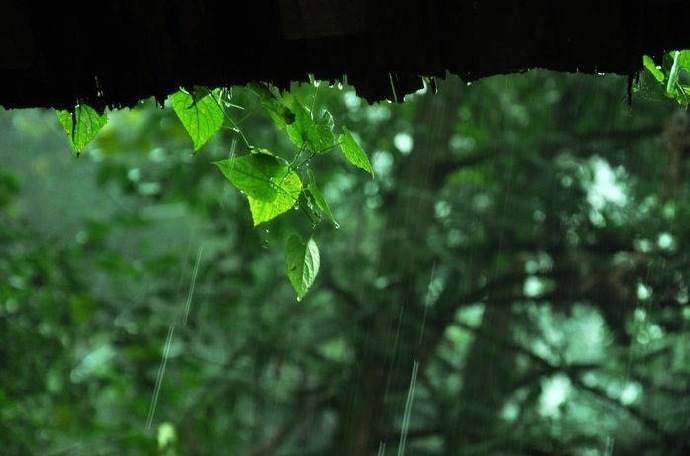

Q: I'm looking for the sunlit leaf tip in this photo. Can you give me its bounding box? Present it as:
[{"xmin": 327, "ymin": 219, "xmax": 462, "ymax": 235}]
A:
[{"xmin": 286, "ymin": 234, "xmax": 320, "ymax": 300}]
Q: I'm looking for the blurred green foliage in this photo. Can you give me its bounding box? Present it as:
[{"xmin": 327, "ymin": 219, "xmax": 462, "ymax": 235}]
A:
[{"xmin": 2, "ymin": 70, "xmax": 690, "ymax": 456}]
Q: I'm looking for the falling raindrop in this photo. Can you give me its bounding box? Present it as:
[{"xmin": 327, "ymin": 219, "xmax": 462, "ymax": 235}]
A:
[
  {"xmin": 182, "ymin": 245, "xmax": 204, "ymax": 326},
  {"xmin": 603, "ymin": 436, "xmax": 614, "ymax": 456},
  {"xmin": 260, "ymin": 228, "xmax": 270, "ymax": 250},
  {"xmin": 377, "ymin": 441, "xmax": 387, "ymax": 456},
  {"xmin": 398, "ymin": 360, "xmax": 419, "ymax": 456},
  {"xmin": 146, "ymin": 325, "xmax": 175, "ymax": 429}
]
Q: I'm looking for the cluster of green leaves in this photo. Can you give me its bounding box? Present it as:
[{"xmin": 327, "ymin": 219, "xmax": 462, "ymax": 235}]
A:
[
  {"xmin": 55, "ymin": 83, "xmax": 372, "ymax": 299},
  {"xmin": 642, "ymin": 50, "xmax": 690, "ymax": 107}
]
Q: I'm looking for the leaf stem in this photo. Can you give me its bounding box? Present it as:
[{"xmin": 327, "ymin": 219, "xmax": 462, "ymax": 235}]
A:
[{"xmin": 666, "ymin": 51, "xmax": 680, "ymax": 94}]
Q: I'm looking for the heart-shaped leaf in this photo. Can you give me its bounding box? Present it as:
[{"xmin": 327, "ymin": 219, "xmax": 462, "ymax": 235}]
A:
[
  {"xmin": 170, "ymin": 87, "xmax": 225, "ymax": 151},
  {"xmin": 214, "ymin": 151, "xmax": 302, "ymax": 225},
  {"xmin": 56, "ymin": 104, "xmax": 108, "ymax": 154}
]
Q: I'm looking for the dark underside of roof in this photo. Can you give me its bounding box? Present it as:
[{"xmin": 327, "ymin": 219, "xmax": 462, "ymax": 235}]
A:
[{"xmin": 1, "ymin": 0, "xmax": 689, "ymax": 111}]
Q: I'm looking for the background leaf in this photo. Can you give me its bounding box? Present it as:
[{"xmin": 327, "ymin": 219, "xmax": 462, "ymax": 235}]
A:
[
  {"xmin": 285, "ymin": 234, "xmax": 320, "ymax": 299},
  {"xmin": 285, "ymin": 96, "xmax": 336, "ymax": 152},
  {"xmin": 214, "ymin": 151, "xmax": 302, "ymax": 225},
  {"xmin": 251, "ymin": 83, "xmax": 295, "ymax": 129},
  {"xmin": 285, "ymin": 96, "xmax": 313, "ymax": 149},
  {"xmin": 56, "ymin": 105, "xmax": 108, "ymax": 153},
  {"xmin": 170, "ymin": 87, "xmax": 224, "ymax": 151}
]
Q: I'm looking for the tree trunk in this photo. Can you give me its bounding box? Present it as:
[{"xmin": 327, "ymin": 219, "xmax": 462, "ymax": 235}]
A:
[
  {"xmin": 332, "ymin": 80, "xmax": 460, "ymax": 454},
  {"xmin": 444, "ymin": 303, "xmax": 518, "ymax": 453}
]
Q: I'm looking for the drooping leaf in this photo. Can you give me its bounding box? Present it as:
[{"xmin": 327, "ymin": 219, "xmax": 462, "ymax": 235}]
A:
[
  {"xmin": 286, "ymin": 234, "xmax": 320, "ymax": 300},
  {"xmin": 338, "ymin": 127, "xmax": 373, "ymax": 175},
  {"xmin": 170, "ymin": 87, "xmax": 225, "ymax": 151},
  {"xmin": 56, "ymin": 104, "xmax": 108, "ymax": 154},
  {"xmin": 307, "ymin": 169, "xmax": 338, "ymax": 227},
  {"xmin": 214, "ymin": 151, "xmax": 302, "ymax": 225},
  {"xmin": 643, "ymin": 55, "xmax": 665, "ymax": 82},
  {"xmin": 285, "ymin": 96, "xmax": 336, "ymax": 153}
]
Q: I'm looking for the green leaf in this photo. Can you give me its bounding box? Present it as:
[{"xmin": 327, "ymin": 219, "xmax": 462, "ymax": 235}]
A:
[
  {"xmin": 286, "ymin": 234, "xmax": 320, "ymax": 300},
  {"xmin": 214, "ymin": 151, "xmax": 302, "ymax": 225},
  {"xmin": 285, "ymin": 96, "xmax": 310, "ymax": 147},
  {"xmin": 338, "ymin": 127, "xmax": 373, "ymax": 175},
  {"xmin": 285, "ymin": 96, "xmax": 336, "ymax": 153},
  {"xmin": 251, "ymin": 83, "xmax": 295, "ymax": 129},
  {"xmin": 677, "ymin": 50, "xmax": 690, "ymax": 72},
  {"xmin": 307, "ymin": 169, "xmax": 338, "ymax": 227},
  {"xmin": 56, "ymin": 104, "xmax": 108, "ymax": 153},
  {"xmin": 170, "ymin": 87, "xmax": 225, "ymax": 151},
  {"xmin": 313, "ymin": 110, "xmax": 336, "ymax": 152},
  {"xmin": 643, "ymin": 55, "xmax": 665, "ymax": 82}
]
